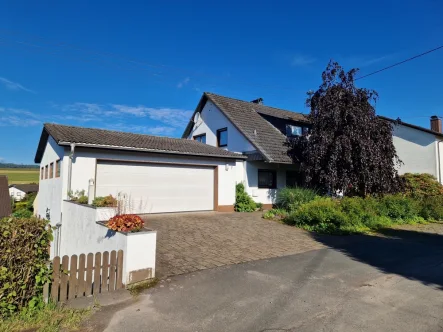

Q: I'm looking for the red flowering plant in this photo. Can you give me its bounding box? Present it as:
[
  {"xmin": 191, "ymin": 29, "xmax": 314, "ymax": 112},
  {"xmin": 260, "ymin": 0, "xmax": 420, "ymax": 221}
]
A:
[{"xmin": 106, "ymin": 214, "xmax": 144, "ymax": 233}]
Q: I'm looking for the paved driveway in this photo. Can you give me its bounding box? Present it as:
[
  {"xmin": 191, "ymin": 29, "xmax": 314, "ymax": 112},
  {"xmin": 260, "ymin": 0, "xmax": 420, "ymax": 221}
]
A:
[{"xmin": 143, "ymin": 212, "xmax": 325, "ymax": 277}]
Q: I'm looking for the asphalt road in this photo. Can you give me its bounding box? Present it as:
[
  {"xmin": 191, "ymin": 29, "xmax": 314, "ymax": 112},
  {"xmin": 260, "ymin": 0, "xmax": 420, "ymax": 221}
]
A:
[{"xmin": 96, "ymin": 231, "xmax": 443, "ymax": 332}]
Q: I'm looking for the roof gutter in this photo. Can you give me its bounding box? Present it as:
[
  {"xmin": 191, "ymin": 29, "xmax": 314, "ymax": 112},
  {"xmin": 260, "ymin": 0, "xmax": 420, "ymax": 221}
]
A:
[{"xmin": 57, "ymin": 142, "xmax": 247, "ymax": 160}]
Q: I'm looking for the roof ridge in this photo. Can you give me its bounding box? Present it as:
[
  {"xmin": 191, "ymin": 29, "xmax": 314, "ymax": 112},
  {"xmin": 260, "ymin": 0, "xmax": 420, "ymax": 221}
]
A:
[
  {"xmin": 204, "ymin": 92, "xmax": 306, "ymax": 116},
  {"xmin": 44, "ymin": 123, "xmax": 192, "ymax": 142}
]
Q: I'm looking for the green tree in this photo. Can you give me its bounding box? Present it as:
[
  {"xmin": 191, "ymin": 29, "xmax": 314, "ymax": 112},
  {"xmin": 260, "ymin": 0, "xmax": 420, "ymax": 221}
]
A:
[{"xmin": 287, "ymin": 61, "xmax": 402, "ymax": 196}]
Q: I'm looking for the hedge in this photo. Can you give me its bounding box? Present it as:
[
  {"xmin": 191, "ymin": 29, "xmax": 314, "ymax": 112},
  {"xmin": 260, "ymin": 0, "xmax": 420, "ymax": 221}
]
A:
[{"xmin": 0, "ymin": 217, "xmax": 53, "ymax": 317}]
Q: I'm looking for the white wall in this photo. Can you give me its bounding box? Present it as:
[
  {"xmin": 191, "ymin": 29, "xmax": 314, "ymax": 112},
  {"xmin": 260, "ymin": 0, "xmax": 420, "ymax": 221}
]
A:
[
  {"xmin": 38, "ymin": 136, "xmax": 65, "ymax": 231},
  {"xmin": 244, "ymin": 161, "xmax": 298, "ymax": 205},
  {"xmin": 188, "ymin": 100, "xmax": 255, "ymax": 152},
  {"xmin": 60, "ymin": 201, "xmax": 157, "ymax": 283},
  {"xmin": 69, "ymin": 147, "xmax": 238, "ymax": 207},
  {"xmin": 9, "ymin": 187, "xmax": 26, "ymax": 201},
  {"xmin": 392, "ymin": 125, "xmax": 439, "ymax": 179}
]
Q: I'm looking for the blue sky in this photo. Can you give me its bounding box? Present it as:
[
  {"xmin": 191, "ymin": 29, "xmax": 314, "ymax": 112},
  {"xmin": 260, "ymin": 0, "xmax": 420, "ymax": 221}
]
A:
[{"xmin": 0, "ymin": 0, "xmax": 442, "ymax": 164}]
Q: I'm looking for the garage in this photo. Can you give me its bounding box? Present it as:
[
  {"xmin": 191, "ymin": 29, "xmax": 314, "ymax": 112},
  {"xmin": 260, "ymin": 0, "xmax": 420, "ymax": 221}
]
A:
[{"xmin": 96, "ymin": 160, "xmax": 215, "ymax": 214}]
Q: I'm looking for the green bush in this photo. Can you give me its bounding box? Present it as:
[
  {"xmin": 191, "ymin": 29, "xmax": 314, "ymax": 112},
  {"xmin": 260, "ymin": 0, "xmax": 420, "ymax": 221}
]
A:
[
  {"xmin": 418, "ymin": 195, "xmax": 443, "ymax": 221},
  {"xmin": 377, "ymin": 195, "xmax": 420, "ymax": 220},
  {"xmin": 263, "ymin": 208, "xmax": 289, "ymax": 220},
  {"xmin": 0, "ymin": 217, "xmax": 53, "ymax": 317},
  {"xmin": 285, "ymin": 198, "xmax": 363, "ymax": 234},
  {"xmin": 12, "ymin": 209, "xmax": 33, "ymax": 218},
  {"xmin": 234, "ymin": 183, "xmax": 256, "ymax": 212},
  {"xmin": 276, "ymin": 187, "xmax": 318, "ymax": 212},
  {"xmin": 92, "ymin": 195, "xmax": 117, "ymax": 208},
  {"xmin": 255, "ymin": 202, "xmax": 264, "ymax": 211},
  {"xmin": 401, "ymin": 173, "xmax": 443, "ymax": 198},
  {"xmin": 13, "ymin": 201, "xmax": 27, "ymax": 212},
  {"xmin": 77, "ymin": 195, "xmax": 88, "ymax": 205}
]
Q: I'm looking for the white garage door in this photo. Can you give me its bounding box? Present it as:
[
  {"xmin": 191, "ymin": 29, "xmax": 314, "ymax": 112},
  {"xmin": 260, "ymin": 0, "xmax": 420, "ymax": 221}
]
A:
[{"xmin": 96, "ymin": 161, "xmax": 214, "ymax": 214}]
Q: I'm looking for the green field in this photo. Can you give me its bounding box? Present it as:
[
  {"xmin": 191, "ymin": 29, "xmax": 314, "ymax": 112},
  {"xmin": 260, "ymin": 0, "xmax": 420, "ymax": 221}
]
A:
[{"xmin": 0, "ymin": 168, "xmax": 40, "ymax": 184}]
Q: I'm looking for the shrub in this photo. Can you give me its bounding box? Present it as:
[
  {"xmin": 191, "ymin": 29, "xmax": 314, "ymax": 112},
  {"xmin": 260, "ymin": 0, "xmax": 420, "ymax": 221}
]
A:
[
  {"xmin": 234, "ymin": 183, "xmax": 256, "ymax": 212},
  {"xmin": 12, "ymin": 209, "xmax": 33, "ymax": 218},
  {"xmin": 284, "ymin": 198, "xmax": 362, "ymax": 234},
  {"xmin": 377, "ymin": 194, "xmax": 420, "ymax": 220},
  {"xmin": 92, "ymin": 195, "xmax": 117, "ymax": 208},
  {"xmin": 401, "ymin": 173, "xmax": 443, "ymax": 198},
  {"xmin": 276, "ymin": 187, "xmax": 318, "ymax": 212},
  {"xmin": 263, "ymin": 208, "xmax": 289, "ymax": 221},
  {"xmin": 107, "ymin": 214, "xmax": 144, "ymax": 232},
  {"xmin": 0, "ymin": 217, "xmax": 52, "ymax": 317},
  {"xmin": 418, "ymin": 195, "xmax": 443, "ymax": 221},
  {"xmin": 13, "ymin": 201, "xmax": 28, "ymax": 212},
  {"xmin": 255, "ymin": 202, "xmax": 263, "ymax": 211},
  {"xmin": 77, "ymin": 195, "xmax": 88, "ymax": 205}
]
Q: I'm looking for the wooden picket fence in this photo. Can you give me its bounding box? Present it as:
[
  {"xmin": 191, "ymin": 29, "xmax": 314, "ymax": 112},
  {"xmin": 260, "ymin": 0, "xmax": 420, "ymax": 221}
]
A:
[{"xmin": 46, "ymin": 250, "xmax": 124, "ymax": 303}]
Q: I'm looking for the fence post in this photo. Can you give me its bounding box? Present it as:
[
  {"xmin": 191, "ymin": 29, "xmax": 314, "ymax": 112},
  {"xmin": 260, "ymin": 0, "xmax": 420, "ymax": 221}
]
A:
[{"xmin": 116, "ymin": 250, "xmax": 124, "ymax": 289}]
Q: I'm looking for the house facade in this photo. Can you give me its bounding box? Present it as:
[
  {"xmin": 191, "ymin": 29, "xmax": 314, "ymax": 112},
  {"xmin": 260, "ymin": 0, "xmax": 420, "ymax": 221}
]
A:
[
  {"xmin": 9, "ymin": 184, "xmax": 39, "ymax": 201},
  {"xmin": 183, "ymin": 93, "xmax": 443, "ymax": 206}
]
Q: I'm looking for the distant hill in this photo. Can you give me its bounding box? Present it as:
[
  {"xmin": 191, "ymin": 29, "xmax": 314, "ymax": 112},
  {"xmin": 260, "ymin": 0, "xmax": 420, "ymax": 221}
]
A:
[{"xmin": 0, "ymin": 162, "xmax": 39, "ymax": 169}]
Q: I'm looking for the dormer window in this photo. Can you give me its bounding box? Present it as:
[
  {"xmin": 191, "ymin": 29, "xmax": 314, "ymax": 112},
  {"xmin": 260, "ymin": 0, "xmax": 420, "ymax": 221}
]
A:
[{"xmin": 286, "ymin": 125, "xmax": 308, "ymax": 137}]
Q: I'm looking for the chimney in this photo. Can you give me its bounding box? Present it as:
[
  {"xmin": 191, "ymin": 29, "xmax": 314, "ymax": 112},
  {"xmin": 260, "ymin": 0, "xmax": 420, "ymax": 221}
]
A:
[
  {"xmin": 251, "ymin": 98, "xmax": 263, "ymax": 105},
  {"xmin": 430, "ymin": 116, "xmax": 442, "ymax": 133}
]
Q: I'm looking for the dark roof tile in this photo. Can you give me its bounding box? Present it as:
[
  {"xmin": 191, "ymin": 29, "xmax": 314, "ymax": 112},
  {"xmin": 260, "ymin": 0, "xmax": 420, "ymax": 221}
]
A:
[{"xmin": 35, "ymin": 124, "xmax": 246, "ymax": 163}]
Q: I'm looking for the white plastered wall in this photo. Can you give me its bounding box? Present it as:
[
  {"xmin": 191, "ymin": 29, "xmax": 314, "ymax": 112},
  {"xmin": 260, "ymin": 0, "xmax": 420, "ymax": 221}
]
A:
[
  {"xmin": 67, "ymin": 147, "xmax": 238, "ymax": 208},
  {"xmin": 188, "ymin": 100, "xmax": 256, "ymax": 152},
  {"xmin": 392, "ymin": 124, "xmax": 439, "ymax": 179}
]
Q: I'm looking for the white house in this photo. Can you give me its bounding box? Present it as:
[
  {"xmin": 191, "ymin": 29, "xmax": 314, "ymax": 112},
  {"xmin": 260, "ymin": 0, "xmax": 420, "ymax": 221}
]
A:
[
  {"xmin": 9, "ymin": 184, "xmax": 39, "ymax": 201},
  {"xmin": 34, "ymin": 123, "xmax": 246, "ymax": 225},
  {"xmin": 183, "ymin": 93, "xmax": 443, "ymax": 207}
]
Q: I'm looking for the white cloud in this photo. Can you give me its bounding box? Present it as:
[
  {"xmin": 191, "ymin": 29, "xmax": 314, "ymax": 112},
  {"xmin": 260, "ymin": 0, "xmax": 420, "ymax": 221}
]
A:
[
  {"xmin": 291, "ymin": 54, "xmax": 316, "ymax": 67},
  {"xmin": 0, "ymin": 115, "xmax": 41, "ymax": 127},
  {"xmin": 0, "ymin": 77, "xmax": 36, "ymax": 94},
  {"xmin": 58, "ymin": 102, "xmax": 192, "ymax": 134},
  {"xmin": 177, "ymin": 77, "xmax": 190, "ymax": 88}
]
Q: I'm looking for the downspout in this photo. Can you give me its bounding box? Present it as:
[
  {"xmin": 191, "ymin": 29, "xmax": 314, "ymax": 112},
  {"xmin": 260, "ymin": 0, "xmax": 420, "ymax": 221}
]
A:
[{"xmin": 67, "ymin": 143, "xmax": 76, "ymax": 198}]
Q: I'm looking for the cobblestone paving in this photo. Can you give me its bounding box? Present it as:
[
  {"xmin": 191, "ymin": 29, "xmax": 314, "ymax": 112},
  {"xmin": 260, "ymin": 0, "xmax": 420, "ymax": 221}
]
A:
[{"xmin": 142, "ymin": 212, "xmax": 325, "ymax": 277}]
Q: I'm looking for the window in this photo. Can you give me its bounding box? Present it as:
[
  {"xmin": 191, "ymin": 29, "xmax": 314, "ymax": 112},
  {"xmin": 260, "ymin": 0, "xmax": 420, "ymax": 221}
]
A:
[
  {"xmin": 41, "ymin": 167, "xmax": 44, "ymax": 180},
  {"xmin": 258, "ymin": 169, "xmax": 277, "ymax": 189},
  {"xmin": 286, "ymin": 125, "xmax": 309, "ymax": 137},
  {"xmin": 16, "ymin": 192, "xmax": 21, "ymax": 197},
  {"xmin": 286, "ymin": 171, "xmax": 302, "ymax": 187},
  {"xmin": 44, "ymin": 165, "xmax": 48, "ymax": 179},
  {"xmin": 49, "ymin": 163, "xmax": 54, "ymax": 179},
  {"xmin": 56, "ymin": 160, "xmax": 61, "ymax": 178},
  {"xmin": 193, "ymin": 134, "xmax": 206, "ymax": 144},
  {"xmin": 217, "ymin": 128, "xmax": 228, "ymax": 147}
]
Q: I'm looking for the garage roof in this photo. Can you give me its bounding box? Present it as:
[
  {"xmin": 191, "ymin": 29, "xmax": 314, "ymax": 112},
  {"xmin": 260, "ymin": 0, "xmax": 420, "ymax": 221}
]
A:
[{"xmin": 34, "ymin": 123, "xmax": 247, "ymax": 163}]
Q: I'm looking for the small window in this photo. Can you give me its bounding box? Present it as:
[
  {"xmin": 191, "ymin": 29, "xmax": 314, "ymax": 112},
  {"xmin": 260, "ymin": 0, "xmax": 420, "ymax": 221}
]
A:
[
  {"xmin": 56, "ymin": 160, "xmax": 61, "ymax": 178},
  {"xmin": 286, "ymin": 125, "xmax": 303, "ymax": 137},
  {"xmin": 44, "ymin": 165, "xmax": 48, "ymax": 179},
  {"xmin": 217, "ymin": 128, "xmax": 228, "ymax": 147},
  {"xmin": 16, "ymin": 192, "xmax": 21, "ymax": 197},
  {"xmin": 193, "ymin": 134, "xmax": 206, "ymax": 144},
  {"xmin": 286, "ymin": 171, "xmax": 302, "ymax": 187},
  {"xmin": 49, "ymin": 163, "xmax": 54, "ymax": 179},
  {"xmin": 41, "ymin": 167, "xmax": 44, "ymax": 180},
  {"xmin": 258, "ymin": 169, "xmax": 277, "ymax": 189}
]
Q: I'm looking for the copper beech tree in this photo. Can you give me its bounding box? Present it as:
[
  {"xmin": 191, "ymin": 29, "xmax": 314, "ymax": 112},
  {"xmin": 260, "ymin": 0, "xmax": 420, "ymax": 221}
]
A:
[{"xmin": 287, "ymin": 61, "xmax": 403, "ymax": 196}]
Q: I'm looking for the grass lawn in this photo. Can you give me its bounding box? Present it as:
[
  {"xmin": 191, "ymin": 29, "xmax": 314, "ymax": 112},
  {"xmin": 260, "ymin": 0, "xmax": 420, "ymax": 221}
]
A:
[
  {"xmin": 0, "ymin": 304, "xmax": 90, "ymax": 332},
  {"xmin": 0, "ymin": 168, "xmax": 39, "ymax": 184}
]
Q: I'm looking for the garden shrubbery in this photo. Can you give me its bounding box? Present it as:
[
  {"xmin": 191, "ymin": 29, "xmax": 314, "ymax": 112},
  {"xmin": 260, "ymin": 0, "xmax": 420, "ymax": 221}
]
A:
[
  {"xmin": 234, "ymin": 183, "xmax": 257, "ymax": 212},
  {"xmin": 0, "ymin": 217, "xmax": 52, "ymax": 317},
  {"xmin": 276, "ymin": 187, "xmax": 319, "ymax": 212},
  {"xmin": 265, "ymin": 173, "xmax": 443, "ymax": 235},
  {"xmin": 92, "ymin": 195, "xmax": 117, "ymax": 208}
]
